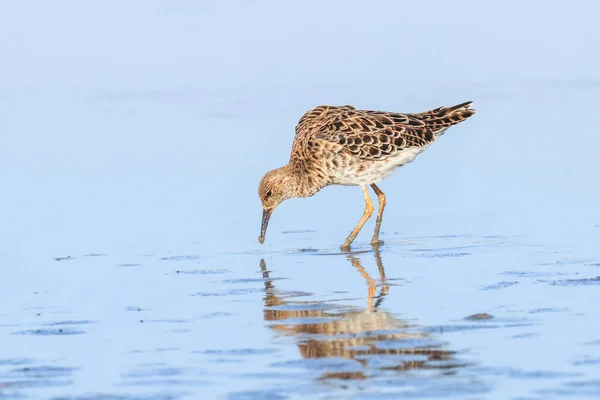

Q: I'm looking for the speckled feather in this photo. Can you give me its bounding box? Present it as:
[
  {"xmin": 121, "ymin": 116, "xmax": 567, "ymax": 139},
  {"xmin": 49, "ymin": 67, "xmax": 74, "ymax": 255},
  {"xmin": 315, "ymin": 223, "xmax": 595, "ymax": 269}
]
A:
[{"xmin": 288, "ymin": 101, "xmax": 475, "ymax": 189}]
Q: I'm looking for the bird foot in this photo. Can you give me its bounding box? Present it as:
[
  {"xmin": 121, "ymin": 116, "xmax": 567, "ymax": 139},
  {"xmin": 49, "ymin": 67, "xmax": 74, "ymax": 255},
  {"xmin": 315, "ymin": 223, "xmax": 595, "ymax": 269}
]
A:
[
  {"xmin": 370, "ymin": 240, "xmax": 384, "ymax": 250},
  {"xmin": 340, "ymin": 243, "xmax": 353, "ymax": 252}
]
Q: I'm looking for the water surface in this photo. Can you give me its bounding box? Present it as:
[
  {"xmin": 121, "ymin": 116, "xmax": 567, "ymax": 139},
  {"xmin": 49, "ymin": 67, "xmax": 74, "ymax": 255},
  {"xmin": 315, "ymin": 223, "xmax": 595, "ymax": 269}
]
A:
[{"xmin": 1, "ymin": 1, "xmax": 600, "ymax": 399}]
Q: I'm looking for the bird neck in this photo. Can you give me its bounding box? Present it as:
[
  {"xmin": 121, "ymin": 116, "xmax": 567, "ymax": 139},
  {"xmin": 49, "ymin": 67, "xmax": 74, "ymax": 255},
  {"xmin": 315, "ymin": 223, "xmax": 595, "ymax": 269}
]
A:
[{"xmin": 283, "ymin": 163, "xmax": 328, "ymax": 198}]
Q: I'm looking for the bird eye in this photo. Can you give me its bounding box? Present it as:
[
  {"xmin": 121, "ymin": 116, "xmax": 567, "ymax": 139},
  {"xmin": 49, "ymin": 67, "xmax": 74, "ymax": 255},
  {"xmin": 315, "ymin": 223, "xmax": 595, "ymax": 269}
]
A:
[{"xmin": 266, "ymin": 190, "xmax": 272, "ymax": 197}]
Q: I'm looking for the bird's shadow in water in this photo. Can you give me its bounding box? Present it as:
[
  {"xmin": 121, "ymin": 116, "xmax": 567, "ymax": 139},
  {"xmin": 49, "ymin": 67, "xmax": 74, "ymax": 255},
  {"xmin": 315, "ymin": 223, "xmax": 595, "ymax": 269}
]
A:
[{"xmin": 259, "ymin": 250, "xmax": 469, "ymax": 381}]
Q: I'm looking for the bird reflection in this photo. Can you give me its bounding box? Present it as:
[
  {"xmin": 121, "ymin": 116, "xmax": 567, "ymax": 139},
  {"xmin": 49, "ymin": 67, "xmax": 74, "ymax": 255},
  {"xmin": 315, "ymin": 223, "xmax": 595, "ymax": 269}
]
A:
[{"xmin": 260, "ymin": 250, "xmax": 461, "ymax": 380}]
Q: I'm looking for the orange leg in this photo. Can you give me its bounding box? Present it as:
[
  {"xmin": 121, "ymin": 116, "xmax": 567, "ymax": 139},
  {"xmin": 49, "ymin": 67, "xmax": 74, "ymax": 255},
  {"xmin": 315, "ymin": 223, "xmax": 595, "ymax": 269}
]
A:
[
  {"xmin": 341, "ymin": 185, "xmax": 374, "ymax": 250},
  {"xmin": 370, "ymin": 183, "xmax": 386, "ymax": 248}
]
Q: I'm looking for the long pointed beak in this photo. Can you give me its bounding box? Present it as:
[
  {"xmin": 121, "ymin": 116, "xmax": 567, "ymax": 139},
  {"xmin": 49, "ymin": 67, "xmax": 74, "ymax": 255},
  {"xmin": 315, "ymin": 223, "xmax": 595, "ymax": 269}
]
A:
[{"xmin": 258, "ymin": 208, "xmax": 273, "ymax": 244}]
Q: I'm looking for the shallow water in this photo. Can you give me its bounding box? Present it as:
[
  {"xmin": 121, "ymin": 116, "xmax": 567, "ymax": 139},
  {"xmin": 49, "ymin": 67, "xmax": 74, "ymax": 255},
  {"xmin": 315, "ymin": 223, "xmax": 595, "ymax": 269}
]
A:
[{"xmin": 2, "ymin": 1, "xmax": 600, "ymax": 399}]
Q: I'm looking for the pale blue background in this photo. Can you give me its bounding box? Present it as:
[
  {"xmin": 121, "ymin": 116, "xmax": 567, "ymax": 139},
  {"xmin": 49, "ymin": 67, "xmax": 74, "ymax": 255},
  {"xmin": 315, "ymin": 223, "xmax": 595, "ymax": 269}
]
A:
[{"xmin": 1, "ymin": 1, "xmax": 599, "ymax": 399}]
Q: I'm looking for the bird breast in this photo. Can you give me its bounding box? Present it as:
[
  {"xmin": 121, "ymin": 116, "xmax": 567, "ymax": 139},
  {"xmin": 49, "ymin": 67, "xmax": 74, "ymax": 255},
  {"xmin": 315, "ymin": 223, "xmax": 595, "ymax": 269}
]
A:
[{"xmin": 329, "ymin": 146, "xmax": 427, "ymax": 186}]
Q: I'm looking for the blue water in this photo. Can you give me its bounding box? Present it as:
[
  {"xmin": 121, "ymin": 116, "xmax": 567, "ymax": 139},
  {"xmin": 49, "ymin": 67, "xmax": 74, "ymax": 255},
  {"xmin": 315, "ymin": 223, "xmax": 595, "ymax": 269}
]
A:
[{"xmin": 1, "ymin": 1, "xmax": 600, "ymax": 399}]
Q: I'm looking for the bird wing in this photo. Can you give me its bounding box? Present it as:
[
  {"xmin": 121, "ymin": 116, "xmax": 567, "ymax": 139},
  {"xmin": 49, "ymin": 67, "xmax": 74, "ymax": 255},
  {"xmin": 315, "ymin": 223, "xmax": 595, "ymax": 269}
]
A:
[
  {"xmin": 292, "ymin": 102, "xmax": 474, "ymax": 161},
  {"xmin": 294, "ymin": 105, "xmax": 356, "ymax": 141},
  {"xmin": 404, "ymin": 101, "xmax": 475, "ymax": 136},
  {"xmin": 293, "ymin": 105, "xmax": 434, "ymax": 161}
]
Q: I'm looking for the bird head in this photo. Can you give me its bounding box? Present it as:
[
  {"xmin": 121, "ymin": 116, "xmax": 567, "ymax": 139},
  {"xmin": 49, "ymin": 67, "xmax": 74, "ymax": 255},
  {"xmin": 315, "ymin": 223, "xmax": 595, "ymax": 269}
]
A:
[{"xmin": 257, "ymin": 166, "xmax": 298, "ymax": 244}]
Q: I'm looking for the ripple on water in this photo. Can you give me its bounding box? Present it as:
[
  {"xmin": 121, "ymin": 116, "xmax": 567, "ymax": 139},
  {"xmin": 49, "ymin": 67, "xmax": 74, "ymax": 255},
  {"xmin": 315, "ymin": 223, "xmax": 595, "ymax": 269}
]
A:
[
  {"xmin": 373, "ymin": 338, "xmax": 446, "ymax": 351},
  {"xmin": 198, "ymin": 312, "xmax": 236, "ymax": 319},
  {"xmin": 119, "ymin": 365, "xmax": 211, "ymax": 389},
  {"xmin": 470, "ymin": 366, "xmax": 580, "ymax": 380},
  {"xmin": 137, "ymin": 319, "xmax": 189, "ymax": 324},
  {"xmin": 267, "ymin": 302, "xmax": 339, "ymax": 312},
  {"xmin": 528, "ymin": 307, "xmax": 569, "ymax": 314},
  {"xmin": 270, "ymin": 357, "xmax": 363, "ymax": 372},
  {"xmin": 12, "ymin": 320, "xmax": 94, "ymax": 336},
  {"xmin": 537, "ymin": 380, "xmax": 600, "ymax": 397},
  {"xmin": 227, "ymin": 390, "xmax": 289, "ymax": 400},
  {"xmin": 198, "ymin": 348, "xmax": 278, "ymax": 356},
  {"xmin": 171, "ymin": 269, "xmax": 227, "ymax": 275},
  {"xmin": 192, "ymin": 288, "xmax": 264, "ymax": 297},
  {"xmin": 0, "ymin": 360, "xmax": 77, "ymax": 394},
  {"xmin": 13, "ymin": 327, "xmax": 86, "ymax": 336},
  {"xmin": 501, "ymin": 270, "xmax": 572, "ymax": 278},
  {"xmin": 425, "ymin": 324, "xmax": 497, "ymax": 334},
  {"xmin": 510, "ymin": 332, "xmax": 540, "ymax": 339},
  {"xmin": 50, "ymin": 392, "xmax": 191, "ymax": 400},
  {"xmin": 122, "ymin": 367, "xmax": 184, "ymax": 378},
  {"xmin": 538, "ymin": 258, "xmax": 596, "ymax": 266},
  {"xmin": 9, "ymin": 366, "xmax": 78, "ymax": 379},
  {"xmin": 158, "ymin": 255, "xmax": 202, "ymax": 261},
  {"xmin": 354, "ymin": 353, "xmax": 430, "ymax": 369},
  {"xmin": 269, "ymin": 316, "xmax": 341, "ymax": 326},
  {"xmin": 125, "ymin": 306, "xmax": 148, "ymax": 312},
  {"xmin": 573, "ymin": 357, "xmax": 600, "ymax": 366},
  {"xmin": 374, "ymin": 378, "xmax": 491, "ymax": 398},
  {"xmin": 0, "ymin": 358, "xmax": 34, "ymax": 366},
  {"xmin": 54, "ymin": 256, "xmax": 74, "ymax": 261},
  {"xmin": 482, "ymin": 281, "xmax": 519, "ymax": 290},
  {"xmin": 44, "ymin": 320, "xmax": 95, "ymax": 326},
  {"xmin": 416, "ymin": 252, "xmax": 471, "ymax": 258},
  {"xmin": 221, "ymin": 278, "xmax": 274, "ymax": 284},
  {"xmin": 550, "ymin": 276, "xmax": 600, "ymax": 286}
]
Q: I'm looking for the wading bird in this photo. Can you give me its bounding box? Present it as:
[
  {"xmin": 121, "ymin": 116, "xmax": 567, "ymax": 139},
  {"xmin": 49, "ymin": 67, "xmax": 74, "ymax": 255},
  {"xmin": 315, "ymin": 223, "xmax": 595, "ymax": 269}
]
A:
[{"xmin": 258, "ymin": 101, "xmax": 475, "ymax": 249}]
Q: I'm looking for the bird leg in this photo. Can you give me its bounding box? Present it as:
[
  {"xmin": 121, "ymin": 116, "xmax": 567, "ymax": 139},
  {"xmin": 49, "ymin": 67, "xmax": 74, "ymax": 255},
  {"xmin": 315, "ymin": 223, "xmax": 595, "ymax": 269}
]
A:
[
  {"xmin": 370, "ymin": 183, "xmax": 386, "ymax": 248},
  {"xmin": 341, "ymin": 185, "xmax": 374, "ymax": 250}
]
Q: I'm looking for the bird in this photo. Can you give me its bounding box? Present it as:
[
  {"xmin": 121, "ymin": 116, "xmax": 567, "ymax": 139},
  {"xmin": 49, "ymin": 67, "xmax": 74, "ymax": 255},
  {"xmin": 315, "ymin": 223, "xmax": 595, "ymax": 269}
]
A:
[{"xmin": 257, "ymin": 101, "xmax": 475, "ymax": 250}]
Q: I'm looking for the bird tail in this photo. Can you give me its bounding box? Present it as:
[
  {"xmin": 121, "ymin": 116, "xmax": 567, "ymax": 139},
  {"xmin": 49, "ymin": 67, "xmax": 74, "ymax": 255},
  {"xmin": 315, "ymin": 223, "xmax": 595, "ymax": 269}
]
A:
[{"xmin": 408, "ymin": 101, "xmax": 475, "ymax": 137}]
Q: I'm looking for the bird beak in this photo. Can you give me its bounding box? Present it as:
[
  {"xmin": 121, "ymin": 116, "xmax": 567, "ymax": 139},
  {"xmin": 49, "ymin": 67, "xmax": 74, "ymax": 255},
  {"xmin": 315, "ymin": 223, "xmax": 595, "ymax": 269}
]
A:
[{"xmin": 258, "ymin": 208, "xmax": 273, "ymax": 244}]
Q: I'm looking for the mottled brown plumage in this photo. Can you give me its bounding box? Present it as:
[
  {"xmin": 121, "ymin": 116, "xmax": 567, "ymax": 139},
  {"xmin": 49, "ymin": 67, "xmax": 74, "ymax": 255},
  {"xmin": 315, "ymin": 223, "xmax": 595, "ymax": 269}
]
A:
[{"xmin": 258, "ymin": 101, "xmax": 475, "ymax": 249}]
